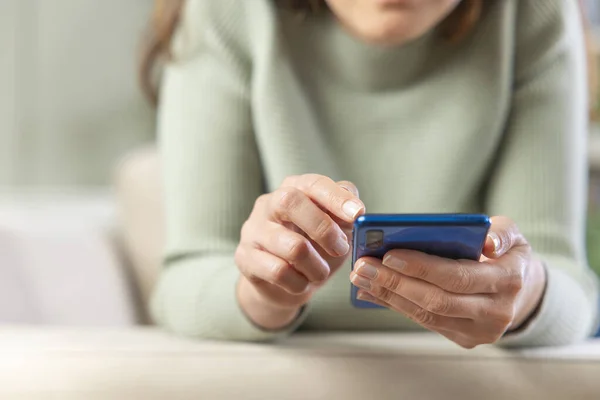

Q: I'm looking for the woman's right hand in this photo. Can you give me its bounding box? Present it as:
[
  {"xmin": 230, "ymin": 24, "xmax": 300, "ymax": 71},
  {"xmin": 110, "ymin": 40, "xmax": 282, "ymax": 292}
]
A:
[{"xmin": 235, "ymin": 174, "xmax": 365, "ymax": 330}]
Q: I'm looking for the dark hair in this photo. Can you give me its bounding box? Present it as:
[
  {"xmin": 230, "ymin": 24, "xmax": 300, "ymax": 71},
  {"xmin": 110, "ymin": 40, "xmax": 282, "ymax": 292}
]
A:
[{"xmin": 138, "ymin": 0, "xmax": 485, "ymax": 105}]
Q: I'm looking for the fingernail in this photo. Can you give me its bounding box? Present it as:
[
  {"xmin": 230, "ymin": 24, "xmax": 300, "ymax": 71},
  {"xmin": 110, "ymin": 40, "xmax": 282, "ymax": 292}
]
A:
[
  {"xmin": 488, "ymin": 232, "xmax": 501, "ymax": 255},
  {"xmin": 351, "ymin": 274, "xmax": 371, "ymax": 290},
  {"xmin": 383, "ymin": 254, "xmax": 406, "ymax": 271},
  {"xmin": 357, "ymin": 292, "xmax": 376, "ymax": 302},
  {"xmin": 334, "ymin": 235, "xmax": 350, "ymax": 256},
  {"xmin": 356, "ymin": 261, "xmax": 378, "ymax": 279},
  {"xmin": 342, "ymin": 200, "xmax": 363, "ymax": 219}
]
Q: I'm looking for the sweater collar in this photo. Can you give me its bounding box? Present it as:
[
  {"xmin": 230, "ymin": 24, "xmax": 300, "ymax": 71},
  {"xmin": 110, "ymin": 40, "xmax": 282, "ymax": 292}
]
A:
[{"xmin": 309, "ymin": 14, "xmax": 439, "ymax": 91}]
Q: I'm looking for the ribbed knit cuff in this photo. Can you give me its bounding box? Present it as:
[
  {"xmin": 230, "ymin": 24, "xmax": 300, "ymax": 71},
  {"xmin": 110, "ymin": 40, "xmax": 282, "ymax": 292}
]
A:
[
  {"xmin": 204, "ymin": 264, "xmax": 309, "ymax": 342},
  {"xmin": 151, "ymin": 256, "xmax": 309, "ymax": 342},
  {"xmin": 497, "ymin": 266, "xmax": 596, "ymax": 348},
  {"xmin": 236, "ymin": 288, "xmax": 311, "ymax": 342}
]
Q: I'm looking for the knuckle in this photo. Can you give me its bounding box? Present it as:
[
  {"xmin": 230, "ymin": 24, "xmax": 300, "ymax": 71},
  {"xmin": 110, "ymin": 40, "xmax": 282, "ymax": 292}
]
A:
[
  {"xmin": 483, "ymin": 330, "xmax": 505, "ymax": 345},
  {"xmin": 449, "ymin": 262, "xmax": 475, "ymax": 293},
  {"xmin": 275, "ymin": 187, "xmax": 302, "ymax": 213},
  {"xmin": 495, "ymin": 309, "xmax": 515, "ymax": 330},
  {"xmin": 412, "ymin": 308, "xmax": 437, "ymax": 327},
  {"xmin": 383, "ymin": 272, "xmax": 403, "ymax": 292},
  {"xmin": 379, "ymin": 288, "xmax": 394, "ymax": 303},
  {"xmin": 270, "ymin": 260, "xmax": 292, "ymax": 285},
  {"xmin": 424, "ymin": 291, "xmax": 453, "ymax": 315},
  {"xmin": 483, "ymin": 304, "xmax": 514, "ymax": 332},
  {"xmin": 305, "ymin": 174, "xmax": 330, "ymax": 190},
  {"xmin": 234, "ymin": 246, "xmax": 246, "ymax": 271},
  {"xmin": 240, "ymin": 220, "xmax": 252, "ymax": 240},
  {"xmin": 457, "ymin": 340, "xmax": 477, "ymax": 350},
  {"xmin": 314, "ymin": 217, "xmax": 337, "ymax": 240},
  {"xmin": 286, "ymin": 237, "xmax": 311, "ymax": 262},
  {"xmin": 282, "ymin": 175, "xmax": 299, "ymax": 186},
  {"xmin": 255, "ymin": 194, "xmax": 269, "ymax": 208},
  {"xmin": 306, "ymin": 175, "xmax": 339, "ymax": 203},
  {"xmin": 505, "ymin": 268, "xmax": 524, "ymax": 294},
  {"xmin": 367, "ymin": 284, "xmax": 384, "ymax": 298},
  {"xmin": 410, "ymin": 259, "xmax": 430, "ymax": 280}
]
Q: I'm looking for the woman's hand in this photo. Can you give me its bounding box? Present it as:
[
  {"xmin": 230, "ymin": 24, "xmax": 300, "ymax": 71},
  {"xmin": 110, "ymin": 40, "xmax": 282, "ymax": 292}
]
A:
[
  {"xmin": 350, "ymin": 217, "xmax": 547, "ymax": 348},
  {"xmin": 236, "ymin": 174, "xmax": 365, "ymax": 330}
]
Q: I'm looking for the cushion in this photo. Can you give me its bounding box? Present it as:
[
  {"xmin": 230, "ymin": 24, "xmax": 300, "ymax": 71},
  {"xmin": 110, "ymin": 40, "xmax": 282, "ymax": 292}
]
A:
[{"xmin": 0, "ymin": 192, "xmax": 138, "ymax": 326}]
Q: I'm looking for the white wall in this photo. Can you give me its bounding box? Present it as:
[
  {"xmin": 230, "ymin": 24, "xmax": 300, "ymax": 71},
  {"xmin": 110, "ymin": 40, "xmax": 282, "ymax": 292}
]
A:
[{"xmin": 0, "ymin": 0, "xmax": 155, "ymax": 186}]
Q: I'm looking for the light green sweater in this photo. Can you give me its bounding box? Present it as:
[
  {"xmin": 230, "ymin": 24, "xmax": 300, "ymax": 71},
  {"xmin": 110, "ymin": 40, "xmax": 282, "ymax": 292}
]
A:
[{"xmin": 152, "ymin": 0, "xmax": 599, "ymax": 346}]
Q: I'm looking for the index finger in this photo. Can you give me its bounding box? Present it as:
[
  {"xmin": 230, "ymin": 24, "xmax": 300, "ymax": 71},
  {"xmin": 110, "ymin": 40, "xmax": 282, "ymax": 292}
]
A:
[
  {"xmin": 285, "ymin": 174, "xmax": 365, "ymax": 223},
  {"xmin": 380, "ymin": 249, "xmax": 501, "ymax": 294}
]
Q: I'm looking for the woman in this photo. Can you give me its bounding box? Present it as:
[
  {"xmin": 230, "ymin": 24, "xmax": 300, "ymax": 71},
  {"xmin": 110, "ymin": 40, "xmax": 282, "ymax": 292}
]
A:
[{"xmin": 142, "ymin": 0, "xmax": 599, "ymax": 347}]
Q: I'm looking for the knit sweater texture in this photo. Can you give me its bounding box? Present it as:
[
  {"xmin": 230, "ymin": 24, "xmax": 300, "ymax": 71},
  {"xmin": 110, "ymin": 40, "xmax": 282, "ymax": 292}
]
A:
[{"xmin": 152, "ymin": 0, "xmax": 599, "ymax": 346}]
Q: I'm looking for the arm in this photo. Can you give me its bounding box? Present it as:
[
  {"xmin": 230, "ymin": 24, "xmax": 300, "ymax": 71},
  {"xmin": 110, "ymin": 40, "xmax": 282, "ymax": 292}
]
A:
[
  {"xmin": 348, "ymin": 0, "xmax": 598, "ymax": 349},
  {"xmin": 486, "ymin": 0, "xmax": 598, "ymax": 347},
  {"xmin": 150, "ymin": 0, "xmax": 306, "ymax": 341}
]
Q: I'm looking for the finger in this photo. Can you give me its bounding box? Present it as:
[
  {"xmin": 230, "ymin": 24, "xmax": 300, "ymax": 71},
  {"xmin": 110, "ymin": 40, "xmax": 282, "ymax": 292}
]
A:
[
  {"xmin": 330, "ymin": 213, "xmax": 354, "ymax": 240},
  {"xmin": 270, "ymin": 187, "xmax": 350, "ymax": 257},
  {"xmin": 483, "ymin": 216, "xmax": 528, "ymax": 259},
  {"xmin": 355, "ymin": 292, "xmax": 481, "ymax": 348},
  {"xmin": 355, "ymin": 291, "xmax": 388, "ymax": 308},
  {"xmin": 251, "ymin": 278, "xmax": 314, "ymax": 309},
  {"xmin": 284, "ymin": 175, "xmax": 365, "ymax": 223},
  {"xmin": 309, "ymin": 231, "xmax": 352, "ymax": 279},
  {"xmin": 251, "ymin": 221, "xmax": 330, "ymax": 282},
  {"xmin": 351, "ymin": 260, "xmax": 488, "ymax": 318},
  {"xmin": 235, "ymin": 245, "xmax": 310, "ymax": 295},
  {"xmin": 379, "ymin": 250, "xmax": 500, "ymax": 294},
  {"xmin": 336, "ymin": 181, "xmax": 360, "ymax": 233},
  {"xmin": 356, "ymin": 289, "xmax": 473, "ymax": 332},
  {"xmin": 309, "ymin": 181, "xmax": 358, "ymax": 235},
  {"xmin": 357, "ymin": 288, "xmax": 501, "ymax": 348},
  {"xmin": 337, "ymin": 180, "xmax": 360, "ymax": 198}
]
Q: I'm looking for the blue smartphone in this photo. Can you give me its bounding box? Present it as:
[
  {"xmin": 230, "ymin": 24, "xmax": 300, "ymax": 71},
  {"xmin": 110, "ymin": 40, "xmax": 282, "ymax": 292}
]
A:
[{"xmin": 351, "ymin": 213, "xmax": 491, "ymax": 308}]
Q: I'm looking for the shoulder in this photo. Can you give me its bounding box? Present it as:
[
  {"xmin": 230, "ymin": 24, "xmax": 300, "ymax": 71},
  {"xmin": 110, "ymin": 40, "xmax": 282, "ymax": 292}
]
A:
[
  {"xmin": 515, "ymin": 0, "xmax": 580, "ymax": 26},
  {"xmin": 512, "ymin": 0, "xmax": 584, "ymax": 75},
  {"xmin": 481, "ymin": 0, "xmax": 582, "ymax": 47},
  {"xmin": 515, "ymin": 0, "xmax": 582, "ymax": 44},
  {"xmin": 172, "ymin": 0, "xmax": 277, "ymax": 60}
]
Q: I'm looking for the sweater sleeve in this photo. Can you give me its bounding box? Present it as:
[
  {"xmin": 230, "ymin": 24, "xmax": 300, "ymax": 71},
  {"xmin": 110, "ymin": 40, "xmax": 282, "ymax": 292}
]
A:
[
  {"xmin": 485, "ymin": 0, "xmax": 599, "ymax": 347},
  {"xmin": 150, "ymin": 0, "xmax": 308, "ymax": 341}
]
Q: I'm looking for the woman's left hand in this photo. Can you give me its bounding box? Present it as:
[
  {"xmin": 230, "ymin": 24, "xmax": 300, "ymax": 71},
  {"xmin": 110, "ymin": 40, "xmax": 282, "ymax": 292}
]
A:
[{"xmin": 350, "ymin": 216, "xmax": 547, "ymax": 348}]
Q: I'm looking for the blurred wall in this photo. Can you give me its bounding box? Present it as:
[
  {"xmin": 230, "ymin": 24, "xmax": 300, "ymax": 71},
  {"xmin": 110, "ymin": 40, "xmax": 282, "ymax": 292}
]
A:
[{"xmin": 0, "ymin": 0, "xmax": 155, "ymax": 187}]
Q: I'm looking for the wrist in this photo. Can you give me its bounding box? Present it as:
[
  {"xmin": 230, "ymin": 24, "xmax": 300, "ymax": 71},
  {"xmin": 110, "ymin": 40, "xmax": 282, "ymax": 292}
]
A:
[
  {"xmin": 237, "ymin": 276, "xmax": 303, "ymax": 331},
  {"xmin": 511, "ymin": 257, "xmax": 547, "ymax": 331}
]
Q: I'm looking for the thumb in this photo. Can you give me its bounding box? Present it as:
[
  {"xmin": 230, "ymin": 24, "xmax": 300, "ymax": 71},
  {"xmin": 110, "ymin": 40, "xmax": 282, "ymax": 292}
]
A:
[{"xmin": 483, "ymin": 216, "xmax": 527, "ymax": 259}]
